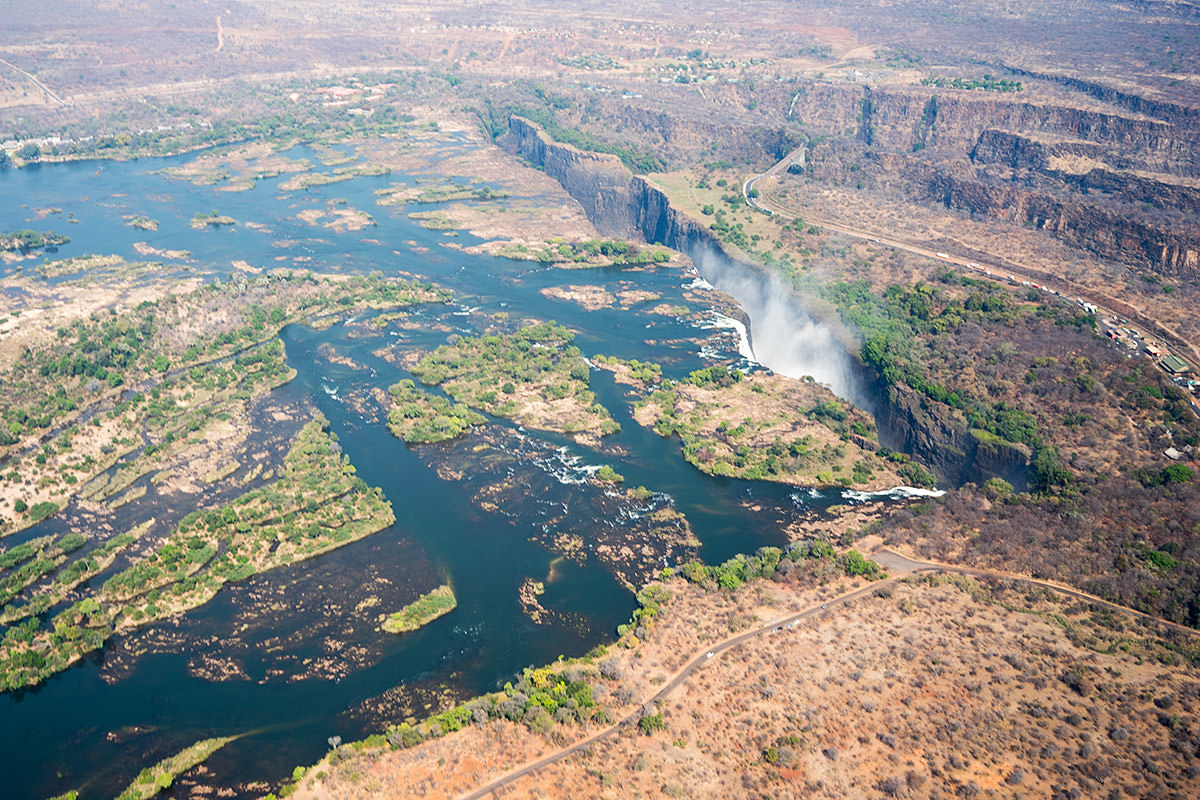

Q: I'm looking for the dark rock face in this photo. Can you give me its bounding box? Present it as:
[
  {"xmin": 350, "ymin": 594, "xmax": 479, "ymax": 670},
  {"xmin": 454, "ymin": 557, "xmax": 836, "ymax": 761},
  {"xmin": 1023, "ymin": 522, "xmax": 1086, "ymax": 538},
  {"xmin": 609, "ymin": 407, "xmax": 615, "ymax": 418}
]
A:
[
  {"xmin": 501, "ymin": 115, "xmax": 1026, "ymax": 487},
  {"xmin": 904, "ymin": 160, "xmax": 1200, "ymax": 276},
  {"xmin": 787, "ymin": 79, "xmax": 1200, "ymax": 279},
  {"xmin": 872, "ymin": 383, "xmax": 1030, "ymax": 490},
  {"xmin": 499, "ymin": 117, "xmax": 639, "ymax": 237}
]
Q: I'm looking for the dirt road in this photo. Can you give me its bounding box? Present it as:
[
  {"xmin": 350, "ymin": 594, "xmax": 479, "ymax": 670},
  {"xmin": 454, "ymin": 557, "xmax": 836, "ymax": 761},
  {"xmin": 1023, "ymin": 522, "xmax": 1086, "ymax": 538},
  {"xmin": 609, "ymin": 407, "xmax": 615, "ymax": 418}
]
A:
[
  {"xmin": 458, "ymin": 575, "xmax": 900, "ymax": 800},
  {"xmin": 457, "ymin": 549, "xmax": 1196, "ymax": 798}
]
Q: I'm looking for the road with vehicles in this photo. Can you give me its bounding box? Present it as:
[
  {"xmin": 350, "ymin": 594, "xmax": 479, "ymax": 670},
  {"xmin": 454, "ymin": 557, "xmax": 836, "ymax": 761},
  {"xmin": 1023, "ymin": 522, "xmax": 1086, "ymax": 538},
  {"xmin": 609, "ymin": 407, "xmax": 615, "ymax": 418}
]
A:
[{"xmin": 742, "ymin": 146, "xmax": 1200, "ymax": 394}]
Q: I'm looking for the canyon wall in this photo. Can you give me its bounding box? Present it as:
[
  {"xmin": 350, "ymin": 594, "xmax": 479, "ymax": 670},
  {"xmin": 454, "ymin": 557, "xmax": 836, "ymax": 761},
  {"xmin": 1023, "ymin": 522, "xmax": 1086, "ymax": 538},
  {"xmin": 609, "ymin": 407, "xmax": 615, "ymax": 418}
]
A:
[
  {"xmin": 787, "ymin": 77, "xmax": 1200, "ymax": 277},
  {"xmin": 499, "ymin": 116, "xmax": 1024, "ymax": 486}
]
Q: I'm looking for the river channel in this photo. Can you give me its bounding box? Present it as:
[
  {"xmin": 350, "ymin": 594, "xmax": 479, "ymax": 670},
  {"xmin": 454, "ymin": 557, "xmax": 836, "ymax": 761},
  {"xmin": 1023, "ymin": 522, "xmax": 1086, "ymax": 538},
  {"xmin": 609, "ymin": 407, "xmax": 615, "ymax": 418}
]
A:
[{"xmin": 0, "ymin": 140, "xmax": 902, "ymax": 799}]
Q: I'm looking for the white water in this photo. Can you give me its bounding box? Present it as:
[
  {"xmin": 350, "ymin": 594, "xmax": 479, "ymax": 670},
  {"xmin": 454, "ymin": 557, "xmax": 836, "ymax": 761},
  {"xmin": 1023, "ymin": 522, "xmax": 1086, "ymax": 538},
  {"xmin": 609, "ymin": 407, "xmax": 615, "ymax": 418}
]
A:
[
  {"xmin": 689, "ymin": 242, "xmax": 873, "ymax": 412},
  {"xmin": 843, "ymin": 486, "xmax": 946, "ymax": 501}
]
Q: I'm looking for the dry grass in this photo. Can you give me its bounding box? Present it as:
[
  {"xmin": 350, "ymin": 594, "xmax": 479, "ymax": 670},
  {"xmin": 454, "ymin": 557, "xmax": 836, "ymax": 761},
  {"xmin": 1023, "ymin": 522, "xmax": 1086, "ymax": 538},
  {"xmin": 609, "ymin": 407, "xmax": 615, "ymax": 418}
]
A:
[{"xmin": 294, "ymin": 571, "xmax": 1200, "ymax": 800}]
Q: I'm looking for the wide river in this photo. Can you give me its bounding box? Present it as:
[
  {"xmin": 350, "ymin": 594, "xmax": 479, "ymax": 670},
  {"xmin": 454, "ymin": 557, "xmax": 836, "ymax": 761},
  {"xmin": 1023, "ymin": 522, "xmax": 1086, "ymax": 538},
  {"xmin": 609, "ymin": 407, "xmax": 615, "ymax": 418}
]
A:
[{"xmin": 0, "ymin": 141, "xmax": 900, "ymax": 799}]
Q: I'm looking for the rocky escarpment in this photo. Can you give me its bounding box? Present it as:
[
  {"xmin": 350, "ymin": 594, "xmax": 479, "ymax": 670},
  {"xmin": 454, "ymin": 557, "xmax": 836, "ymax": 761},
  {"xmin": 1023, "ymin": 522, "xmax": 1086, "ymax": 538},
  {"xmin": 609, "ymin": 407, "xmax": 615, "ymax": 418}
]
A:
[
  {"xmin": 499, "ymin": 117, "xmax": 640, "ymax": 237},
  {"xmin": 873, "ymin": 383, "xmax": 1030, "ymax": 489},
  {"xmin": 500, "ymin": 115, "xmax": 1022, "ymax": 488},
  {"xmin": 1004, "ymin": 66, "xmax": 1200, "ymax": 128},
  {"xmin": 501, "ymin": 116, "xmax": 763, "ymax": 250},
  {"xmin": 878, "ymin": 153, "xmax": 1200, "ymax": 275},
  {"xmin": 787, "ymin": 76, "xmax": 1200, "ymax": 278}
]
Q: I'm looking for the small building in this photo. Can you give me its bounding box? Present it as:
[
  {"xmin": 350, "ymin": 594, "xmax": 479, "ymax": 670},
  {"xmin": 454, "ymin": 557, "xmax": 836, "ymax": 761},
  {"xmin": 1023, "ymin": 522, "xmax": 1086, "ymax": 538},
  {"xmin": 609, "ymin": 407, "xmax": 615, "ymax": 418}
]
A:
[{"xmin": 1161, "ymin": 355, "xmax": 1192, "ymax": 375}]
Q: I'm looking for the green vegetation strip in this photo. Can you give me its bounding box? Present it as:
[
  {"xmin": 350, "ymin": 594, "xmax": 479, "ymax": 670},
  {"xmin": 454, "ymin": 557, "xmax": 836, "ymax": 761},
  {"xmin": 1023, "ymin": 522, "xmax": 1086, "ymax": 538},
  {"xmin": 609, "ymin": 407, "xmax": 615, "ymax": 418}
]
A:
[
  {"xmin": 0, "ymin": 417, "xmax": 394, "ymax": 691},
  {"xmin": 496, "ymin": 238, "xmax": 671, "ymax": 267},
  {"xmin": 381, "ymin": 584, "xmax": 457, "ymax": 633},
  {"xmin": 0, "ymin": 230, "xmax": 69, "ymax": 252},
  {"xmin": 114, "ymin": 736, "xmax": 235, "ymax": 800},
  {"xmin": 610, "ymin": 360, "xmax": 921, "ymax": 488}
]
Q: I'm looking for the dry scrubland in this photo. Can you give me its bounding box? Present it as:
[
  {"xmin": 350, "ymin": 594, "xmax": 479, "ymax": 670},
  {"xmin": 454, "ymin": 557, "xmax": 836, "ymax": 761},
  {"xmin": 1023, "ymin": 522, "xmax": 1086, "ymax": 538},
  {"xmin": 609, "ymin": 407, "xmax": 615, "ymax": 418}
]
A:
[
  {"xmin": 3, "ymin": 0, "xmax": 1200, "ymax": 796},
  {"xmin": 294, "ymin": 570, "xmax": 1200, "ymax": 800}
]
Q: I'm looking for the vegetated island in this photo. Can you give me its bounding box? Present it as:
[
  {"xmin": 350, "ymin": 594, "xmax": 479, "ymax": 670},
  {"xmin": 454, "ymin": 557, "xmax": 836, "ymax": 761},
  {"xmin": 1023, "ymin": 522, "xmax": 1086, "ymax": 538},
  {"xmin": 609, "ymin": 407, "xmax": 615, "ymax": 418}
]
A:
[
  {"xmin": 189, "ymin": 210, "xmax": 237, "ymax": 229},
  {"xmin": 0, "ymin": 229, "xmax": 69, "ymax": 252},
  {"xmin": 113, "ymin": 736, "xmax": 236, "ymax": 800},
  {"xmin": 380, "ymin": 584, "xmax": 457, "ymax": 633},
  {"xmin": 409, "ymin": 320, "xmax": 619, "ymax": 443},
  {"xmin": 597, "ymin": 358, "xmax": 928, "ymax": 490},
  {"xmin": 492, "ymin": 237, "xmax": 672, "ymax": 269},
  {"xmin": 387, "ymin": 379, "xmax": 485, "ymax": 444},
  {"xmin": 0, "ymin": 414, "xmax": 394, "ymax": 691}
]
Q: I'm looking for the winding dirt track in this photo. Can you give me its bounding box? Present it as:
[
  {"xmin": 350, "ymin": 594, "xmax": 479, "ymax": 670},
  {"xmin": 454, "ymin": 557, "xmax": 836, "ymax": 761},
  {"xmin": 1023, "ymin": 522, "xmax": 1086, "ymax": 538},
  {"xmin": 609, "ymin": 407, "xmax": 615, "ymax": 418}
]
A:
[{"xmin": 457, "ymin": 549, "xmax": 1196, "ymax": 799}]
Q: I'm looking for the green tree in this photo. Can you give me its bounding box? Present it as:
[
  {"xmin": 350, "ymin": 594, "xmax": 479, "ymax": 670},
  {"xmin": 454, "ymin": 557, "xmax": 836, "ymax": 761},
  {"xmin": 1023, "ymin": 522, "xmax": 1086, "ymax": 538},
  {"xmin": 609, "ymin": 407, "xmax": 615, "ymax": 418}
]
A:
[
  {"xmin": 1162, "ymin": 463, "xmax": 1194, "ymax": 484},
  {"xmin": 639, "ymin": 712, "xmax": 665, "ymax": 734},
  {"xmin": 1031, "ymin": 444, "xmax": 1073, "ymax": 493}
]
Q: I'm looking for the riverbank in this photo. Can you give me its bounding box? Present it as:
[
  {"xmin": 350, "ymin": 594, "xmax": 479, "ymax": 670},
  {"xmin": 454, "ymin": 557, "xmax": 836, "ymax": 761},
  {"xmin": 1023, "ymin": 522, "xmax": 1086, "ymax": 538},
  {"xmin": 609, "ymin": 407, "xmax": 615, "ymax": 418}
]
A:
[
  {"xmin": 0, "ymin": 415, "xmax": 395, "ymax": 691},
  {"xmin": 290, "ymin": 544, "xmax": 1199, "ymax": 800}
]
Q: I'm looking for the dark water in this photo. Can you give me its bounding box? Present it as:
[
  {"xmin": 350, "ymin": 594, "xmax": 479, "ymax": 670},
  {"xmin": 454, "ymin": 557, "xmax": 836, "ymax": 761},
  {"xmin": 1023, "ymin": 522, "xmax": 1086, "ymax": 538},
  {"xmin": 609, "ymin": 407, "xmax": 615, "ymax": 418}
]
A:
[{"xmin": 0, "ymin": 142, "xmax": 901, "ymax": 800}]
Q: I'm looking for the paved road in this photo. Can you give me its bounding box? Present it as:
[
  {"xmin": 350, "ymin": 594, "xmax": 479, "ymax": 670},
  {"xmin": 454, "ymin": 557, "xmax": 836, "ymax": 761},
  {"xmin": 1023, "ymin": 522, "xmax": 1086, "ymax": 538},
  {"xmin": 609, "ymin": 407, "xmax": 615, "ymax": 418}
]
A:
[
  {"xmin": 741, "ymin": 147, "xmax": 1200, "ymax": 385},
  {"xmin": 457, "ymin": 550, "xmax": 1197, "ymax": 799}
]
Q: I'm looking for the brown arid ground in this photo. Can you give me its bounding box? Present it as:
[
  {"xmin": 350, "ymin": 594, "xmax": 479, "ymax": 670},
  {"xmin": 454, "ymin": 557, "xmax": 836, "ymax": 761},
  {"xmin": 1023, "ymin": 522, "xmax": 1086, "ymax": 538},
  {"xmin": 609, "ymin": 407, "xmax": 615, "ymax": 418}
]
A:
[
  {"xmin": 292, "ymin": 562, "xmax": 1200, "ymax": 800},
  {"xmin": 355, "ymin": 128, "xmax": 601, "ymax": 249}
]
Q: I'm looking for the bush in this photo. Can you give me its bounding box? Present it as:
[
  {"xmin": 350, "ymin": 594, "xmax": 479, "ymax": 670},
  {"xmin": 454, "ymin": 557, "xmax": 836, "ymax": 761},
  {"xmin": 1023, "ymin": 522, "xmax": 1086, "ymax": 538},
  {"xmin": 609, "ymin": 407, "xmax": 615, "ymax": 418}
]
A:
[
  {"xmin": 595, "ymin": 465, "xmax": 624, "ymax": 483},
  {"xmin": 898, "ymin": 462, "xmax": 937, "ymax": 489},
  {"xmin": 1163, "ymin": 463, "xmax": 1194, "ymax": 484},
  {"xmin": 638, "ymin": 712, "xmax": 665, "ymax": 734},
  {"xmin": 28, "ymin": 501, "xmax": 59, "ymax": 523},
  {"xmin": 839, "ymin": 549, "xmax": 884, "ymax": 579}
]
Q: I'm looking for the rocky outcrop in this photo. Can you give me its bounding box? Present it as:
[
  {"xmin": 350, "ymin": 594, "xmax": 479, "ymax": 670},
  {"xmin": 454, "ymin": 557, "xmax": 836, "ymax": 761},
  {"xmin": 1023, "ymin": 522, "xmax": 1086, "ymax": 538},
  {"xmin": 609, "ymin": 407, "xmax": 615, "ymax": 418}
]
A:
[
  {"xmin": 500, "ymin": 115, "xmax": 1025, "ymax": 487},
  {"xmin": 499, "ymin": 117, "xmax": 639, "ymax": 238}
]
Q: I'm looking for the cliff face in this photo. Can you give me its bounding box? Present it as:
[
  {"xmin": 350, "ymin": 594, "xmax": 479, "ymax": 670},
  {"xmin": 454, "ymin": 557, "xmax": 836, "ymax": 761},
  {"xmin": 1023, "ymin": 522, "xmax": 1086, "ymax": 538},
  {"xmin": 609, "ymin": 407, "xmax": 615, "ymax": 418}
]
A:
[
  {"xmin": 867, "ymin": 88, "xmax": 1194, "ymax": 171},
  {"xmin": 500, "ymin": 117, "xmax": 753, "ymax": 265},
  {"xmin": 499, "ymin": 116, "xmax": 1011, "ymax": 487},
  {"xmin": 873, "ymin": 384, "xmax": 1030, "ymax": 489},
  {"xmin": 875, "ymin": 155, "xmax": 1200, "ymax": 274},
  {"xmin": 785, "ymin": 76, "xmax": 1200, "ymax": 278},
  {"xmin": 499, "ymin": 117, "xmax": 639, "ymax": 238}
]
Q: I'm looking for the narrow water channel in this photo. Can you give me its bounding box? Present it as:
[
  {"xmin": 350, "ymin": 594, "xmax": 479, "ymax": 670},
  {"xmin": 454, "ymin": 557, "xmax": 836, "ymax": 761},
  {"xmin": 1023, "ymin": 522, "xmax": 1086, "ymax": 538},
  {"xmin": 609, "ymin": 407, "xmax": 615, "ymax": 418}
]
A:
[{"xmin": 0, "ymin": 142, "xmax": 900, "ymax": 800}]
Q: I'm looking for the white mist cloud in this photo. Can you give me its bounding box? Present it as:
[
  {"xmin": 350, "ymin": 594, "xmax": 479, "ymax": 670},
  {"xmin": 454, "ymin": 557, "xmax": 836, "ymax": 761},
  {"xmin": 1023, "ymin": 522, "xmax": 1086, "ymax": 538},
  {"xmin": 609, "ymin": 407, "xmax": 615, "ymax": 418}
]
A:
[{"xmin": 690, "ymin": 244, "xmax": 874, "ymax": 413}]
